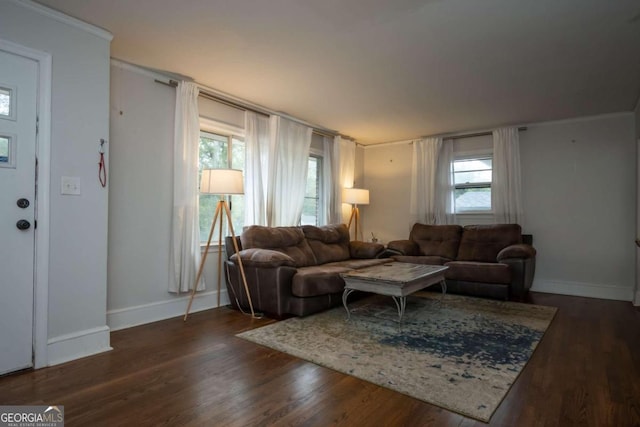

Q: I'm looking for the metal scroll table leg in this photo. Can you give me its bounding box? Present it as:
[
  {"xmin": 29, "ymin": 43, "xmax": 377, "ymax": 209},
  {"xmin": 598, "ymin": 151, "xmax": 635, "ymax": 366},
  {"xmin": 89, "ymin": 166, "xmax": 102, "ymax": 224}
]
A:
[
  {"xmin": 391, "ymin": 296, "xmax": 407, "ymax": 323},
  {"xmin": 342, "ymin": 288, "xmax": 356, "ymax": 321},
  {"xmin": 440, "ymin": 279, "xmax": 447, "ymax": 302}
]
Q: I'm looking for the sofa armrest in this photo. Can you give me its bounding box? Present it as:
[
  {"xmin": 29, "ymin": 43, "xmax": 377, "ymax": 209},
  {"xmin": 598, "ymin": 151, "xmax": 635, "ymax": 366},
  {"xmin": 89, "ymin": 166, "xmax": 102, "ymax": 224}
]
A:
[
  {"xmin": 224, "ymin": 260, "xmax": 297, "ymax": 317},
  {"xmin": 387, "ymin": 240, "xmax": 419, "ymax": 256},
  {"xmin": 497, "ymin": 244, "xmax": 536, "ymax": 261},
  {"xmin": 349, "ymin": 241, "xmax": 385, "ymax": 259},
  {"xmin": 229, "ymin": 248, "xmax": 296, "ymax": 268}
]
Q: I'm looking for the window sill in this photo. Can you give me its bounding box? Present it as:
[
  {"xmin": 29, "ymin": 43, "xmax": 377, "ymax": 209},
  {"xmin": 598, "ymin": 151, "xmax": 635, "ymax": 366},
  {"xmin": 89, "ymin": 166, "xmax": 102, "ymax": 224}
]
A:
[
  {"xmin": 454, "ymin": 212, "xmax": 495, "ymax": 226},
  {"xmin": 455, "ymin": 211, "xmax": 494, "ymax": 216},
  {"xmin": 200, "ymin": 243, "xmax": 225, "ymax": 254}
]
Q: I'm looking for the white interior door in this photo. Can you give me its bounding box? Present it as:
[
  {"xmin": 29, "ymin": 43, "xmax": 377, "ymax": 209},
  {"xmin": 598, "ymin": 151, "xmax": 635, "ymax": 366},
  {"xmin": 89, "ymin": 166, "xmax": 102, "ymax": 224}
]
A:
[{"xmin": 0, "ymin": 49, "xmax": 38, "ymax": 375}]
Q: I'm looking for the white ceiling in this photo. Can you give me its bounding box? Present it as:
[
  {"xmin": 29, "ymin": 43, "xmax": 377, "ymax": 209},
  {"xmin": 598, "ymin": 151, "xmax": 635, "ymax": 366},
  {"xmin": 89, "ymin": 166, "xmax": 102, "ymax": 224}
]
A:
[{"xmin": 36, "ymin": 0, "xmax": 640, "ymax": 144}]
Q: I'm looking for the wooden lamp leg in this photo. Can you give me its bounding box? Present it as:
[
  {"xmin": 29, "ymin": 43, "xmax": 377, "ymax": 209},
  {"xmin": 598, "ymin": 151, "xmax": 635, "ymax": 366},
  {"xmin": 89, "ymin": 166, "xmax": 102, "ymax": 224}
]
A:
[
  {"xmin": 347, "ymin": 205, "xmax": 357, "ymax": 240},
  {"xmin": 222, "ymin": 200, "xmax": 257, "ymax": 318},
  {"xmin": 184, "ymin": 200, "xmax": 223, "ymax": 321},
  {"xmin": 184, "ymin": 198, "xmax": 258, "ymax": 320}
]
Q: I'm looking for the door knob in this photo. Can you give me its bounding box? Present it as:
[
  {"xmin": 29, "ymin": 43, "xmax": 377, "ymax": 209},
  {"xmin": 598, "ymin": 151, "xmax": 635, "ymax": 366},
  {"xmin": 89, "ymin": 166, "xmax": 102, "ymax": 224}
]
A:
[
  {"xmin": 17, "ymin": 198, "xmax": 30, "ymax": 209},
  {"xmin": 16, "ymin": 219, "xmax": 31, "ymax": 230}
]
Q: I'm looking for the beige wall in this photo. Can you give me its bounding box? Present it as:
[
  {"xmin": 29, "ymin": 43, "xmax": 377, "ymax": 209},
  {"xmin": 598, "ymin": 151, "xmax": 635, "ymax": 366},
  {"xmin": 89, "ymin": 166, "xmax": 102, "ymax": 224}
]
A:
[{"xmin": 362, "ymin": 142, "xmax": 414, "ymax": 243}]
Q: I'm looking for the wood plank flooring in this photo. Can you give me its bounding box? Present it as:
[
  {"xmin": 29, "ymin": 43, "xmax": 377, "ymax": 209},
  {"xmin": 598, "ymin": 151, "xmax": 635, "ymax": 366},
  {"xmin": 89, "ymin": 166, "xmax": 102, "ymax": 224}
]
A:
[{"xmin": 1, "ymin": 292, "xmax": 639, "ymax": 426}]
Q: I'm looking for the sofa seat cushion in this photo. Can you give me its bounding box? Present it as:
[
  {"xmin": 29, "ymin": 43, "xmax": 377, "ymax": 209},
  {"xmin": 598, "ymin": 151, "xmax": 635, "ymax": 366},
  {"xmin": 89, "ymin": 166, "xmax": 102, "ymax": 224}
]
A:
[
  {"xmin": 241, "ymin": 225, "xmax": 316, "ymax": 267},
  {"xmin": 291, "ymin": 265, "xmax": 352, "ymax": 297},
  {"xmin": 457, "ymin": 224, "xmax": 523, "ymax": 263},
  {"xmin": 302, "ymin": 224, "xmax": 351, "ymax": 264},
  {"xmin": 409, "ymin": 223, "xmax": 463, "ymax": 259},
  {"xmin": 444, "ymin": 261, "xmax": 512, "ymax": 284},
  {"xmin": 325, "ymin": 258, "xmax": 390, "ymax": 270},
  {"xmin": 391, "ymin": 255, "xmax": 451, "ymax": 265},
  {"xmin": 349, "ymin": 241, "xmax": 385, "ymax": 259}
]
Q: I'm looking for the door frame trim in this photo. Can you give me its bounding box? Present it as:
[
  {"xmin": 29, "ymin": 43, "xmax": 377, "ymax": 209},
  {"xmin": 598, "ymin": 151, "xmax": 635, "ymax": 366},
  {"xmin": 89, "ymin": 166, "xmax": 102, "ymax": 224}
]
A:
[{"xmin": 0, "ymin": 39, "xmax": 51, "ymax": 369}]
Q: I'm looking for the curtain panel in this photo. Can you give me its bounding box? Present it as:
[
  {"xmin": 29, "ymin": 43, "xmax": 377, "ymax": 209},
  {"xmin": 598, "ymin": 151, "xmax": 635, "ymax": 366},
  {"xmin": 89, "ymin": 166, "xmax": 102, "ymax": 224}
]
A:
[
  {"xmin": 492, "ymin": 127, "xmax": 523, "ymax": 224},
  {"xmin": 266, "ymin": 116, "xmax": 312, "ymax": 226},
  {"xmin": 437, "ymin": 139, "xmax": 456, "ymax": 224},
  {"xmin": 321, "ymin": 135, "xmax": 338, "ymax": 225},
  {"xmin": 410, "ymin": 137, "xmax": 455, "ymax": 225},
  {"xmin": 169, "ymin": 82, "xmax": 204, "ymax": 293},
  {"xmin": 244, "ymin": 111, "xmax": 270, "ymax": 226},
  {"xmin": 334, "ymin": 136, "xmax": 356, "ymax": 224}
]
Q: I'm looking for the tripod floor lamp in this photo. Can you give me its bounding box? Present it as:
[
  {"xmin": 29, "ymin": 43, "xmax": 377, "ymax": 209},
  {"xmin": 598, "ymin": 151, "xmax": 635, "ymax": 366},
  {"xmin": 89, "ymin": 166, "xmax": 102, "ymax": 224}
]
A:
[
  {"xmin": 184, "ymin": 168, "xmax": 256, "ymax": 320},
  {"xmin": 343, "ymin": 187, "xmax": 369, "ymax": 241}
]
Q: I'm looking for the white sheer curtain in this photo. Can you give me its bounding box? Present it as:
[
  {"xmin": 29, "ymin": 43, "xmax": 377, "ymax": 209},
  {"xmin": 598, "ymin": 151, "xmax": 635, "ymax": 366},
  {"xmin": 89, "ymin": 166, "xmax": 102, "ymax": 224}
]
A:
[
  {"xmin": 169, "ymin": 82, "xmax": 204, "ymax": 293},
  {"xmin": 411, "ymin": 137, "xmax": 440, "ymax": 224},
  {"xmin": 266, "ymin": 116, "xmax": 312, "ymax": 226},
  {"xmin": 334, "ymin": 136, "xmax": 356, "ymax": 223},
  {"xmin": 437, "ymin": 139, "xmax": 456, "ymax": 224},
  {"xmin": 492, "ymin": 127, "xmax": 523, "ymax": 224},
  {"xmin": 410, "ymin": 137, "xmax": 455, "ymax": 225},
  {"xmin": 321, "ymin": 135, "xmax": 338, "ymax": 225},
  {"xmin": 244, "ymin": 111, "xmax": 270, "ymax": 226}
]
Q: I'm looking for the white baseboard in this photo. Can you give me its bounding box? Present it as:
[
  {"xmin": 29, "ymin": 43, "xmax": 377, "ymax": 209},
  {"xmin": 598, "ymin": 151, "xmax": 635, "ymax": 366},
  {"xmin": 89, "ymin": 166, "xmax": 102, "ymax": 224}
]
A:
[
  {"xmin": 107, "ymin": 289, "xmax": 230, "ymax": 332},
  {"xmin": 531, "ymin": 279, "xmax": 634, "ymax": 302},
  {"xmin": 47, "ymin": 326, "xmax": 112, "ymax": 366}
]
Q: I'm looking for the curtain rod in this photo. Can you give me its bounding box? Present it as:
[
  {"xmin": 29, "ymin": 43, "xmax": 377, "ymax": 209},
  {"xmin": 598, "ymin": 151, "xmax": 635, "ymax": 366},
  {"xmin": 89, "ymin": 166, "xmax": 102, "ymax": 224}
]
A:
[
  {"xmin": 155, "ymin": 79, "xmax": 270, "ymax": 118},
  {"xmin": 155, "ymin": 78, "xmax": 351, "ymax": 140},
  {"xmin": 432, "ymin": 126, "xmax": 527, "ymax": 141}
]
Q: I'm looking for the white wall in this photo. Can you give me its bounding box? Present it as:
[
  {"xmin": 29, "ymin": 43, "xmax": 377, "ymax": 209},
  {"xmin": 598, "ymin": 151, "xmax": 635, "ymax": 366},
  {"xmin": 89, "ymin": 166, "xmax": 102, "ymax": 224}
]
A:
[
  {"xmin": 520, "ymin": 114, "xmax": 635, "ymax": 301},
  {"xmin": 362, "ymin": 141, "xmax": 414, "ymax": 243},
  {"xmin": 363, "ymin": 114, "xmax": 636, "ymax": 301},
  {"xmin": 0, "ymin": 1, "xmax": 111, "ymax": 364},
  {"xmin": 107, "ymin": 62, "xmax": 243, "ymax": 330}
]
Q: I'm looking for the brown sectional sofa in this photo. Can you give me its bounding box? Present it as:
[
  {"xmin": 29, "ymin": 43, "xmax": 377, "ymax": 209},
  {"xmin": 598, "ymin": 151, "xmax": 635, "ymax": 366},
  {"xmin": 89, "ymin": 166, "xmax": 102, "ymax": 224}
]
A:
[
  {"xmin": 387, "ymin": 223, "xmax": 536, "ymax": 300},
  {"xmin": 224, "ymin": 223, "xmax": 387, "ymax": 317}
]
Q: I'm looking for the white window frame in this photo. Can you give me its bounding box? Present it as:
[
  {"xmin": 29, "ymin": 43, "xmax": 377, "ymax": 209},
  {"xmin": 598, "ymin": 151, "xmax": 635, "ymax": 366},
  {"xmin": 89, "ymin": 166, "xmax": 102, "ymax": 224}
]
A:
[
  {"xmin": 453, "ymin": 148, "xmax": 493, "ymax": 216},
  {"xmin": 198, "ymin": 118, "xmax": 245, "ymax": 249},
  {"xmin": 303, "ymin": 148, "xmax": 325, "ymax": 226}
]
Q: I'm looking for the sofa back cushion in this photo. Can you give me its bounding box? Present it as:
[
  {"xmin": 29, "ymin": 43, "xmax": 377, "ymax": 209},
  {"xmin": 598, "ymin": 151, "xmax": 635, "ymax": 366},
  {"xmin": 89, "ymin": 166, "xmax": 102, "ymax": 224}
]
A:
[
  {"xmin": 409, "ymin": 224, "xmax": 463, "ymax": 260},
  {"xmin": 240, "ymin": 225, "xmax": 316, "ymax": 267},
  {"xmin": 302, "ymin": 224, "xmax": 351, "ymax": 264},
  {"xmin": 456, "ymin": 224, "xmax": 523, "ymax": 263}
]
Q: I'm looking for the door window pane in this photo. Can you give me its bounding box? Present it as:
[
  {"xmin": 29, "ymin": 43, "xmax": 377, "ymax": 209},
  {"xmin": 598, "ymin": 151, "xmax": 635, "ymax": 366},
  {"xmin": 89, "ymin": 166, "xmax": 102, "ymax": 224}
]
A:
[
  {"xmin": 0, "ymin": 88, "xmax": 10, "ymax": 117},
  {"xmin": 0, "ymin": 136, "xmax": 9, "ymax": 163}
]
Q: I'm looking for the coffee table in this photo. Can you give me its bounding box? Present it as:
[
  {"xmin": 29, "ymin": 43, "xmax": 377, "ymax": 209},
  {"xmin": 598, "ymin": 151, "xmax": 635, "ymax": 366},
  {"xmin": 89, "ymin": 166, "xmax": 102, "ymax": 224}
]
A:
[{"xmin": 341, "ymin": 262, "xmax": 448, "ymax": 322}]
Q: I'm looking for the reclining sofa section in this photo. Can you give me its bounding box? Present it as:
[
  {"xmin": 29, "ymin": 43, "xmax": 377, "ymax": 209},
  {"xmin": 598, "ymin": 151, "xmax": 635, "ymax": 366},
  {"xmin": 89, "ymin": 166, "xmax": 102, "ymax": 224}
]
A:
[
  {"xmin": 224, "ymin": 223, "xmax": 386, "ymax": 317},
  {"xmin": 387, "ymin": 223, "xmax": 536, "ymax": 300}
]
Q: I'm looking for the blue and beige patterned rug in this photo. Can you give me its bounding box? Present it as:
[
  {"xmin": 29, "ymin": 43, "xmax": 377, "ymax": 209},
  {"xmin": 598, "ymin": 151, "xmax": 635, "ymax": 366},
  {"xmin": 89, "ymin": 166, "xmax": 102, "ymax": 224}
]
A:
[{"xmin": 237, "ymin": 293, "xmax": 557, "ymax": 422}]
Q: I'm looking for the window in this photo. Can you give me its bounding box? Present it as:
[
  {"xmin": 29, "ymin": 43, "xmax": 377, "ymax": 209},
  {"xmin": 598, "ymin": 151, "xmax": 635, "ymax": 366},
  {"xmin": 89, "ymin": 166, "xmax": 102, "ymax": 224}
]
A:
[
  {"xmin": 453, "ymin": 156, "xmax": 492, "ymax": 213},
  {"xmin": 198, "ymin": 130, "xmax": 245, "ymax": 243},
  {"xmin": 0, "ymin": 136, "xmax": 9, "ymax": 163},
  {"xmin": 0, "ymin": 87, "xmax": 12, "ymax": 118},
  {"xmin": 301, "ymin": 155, "xmax": 322, "ymax": 226}
]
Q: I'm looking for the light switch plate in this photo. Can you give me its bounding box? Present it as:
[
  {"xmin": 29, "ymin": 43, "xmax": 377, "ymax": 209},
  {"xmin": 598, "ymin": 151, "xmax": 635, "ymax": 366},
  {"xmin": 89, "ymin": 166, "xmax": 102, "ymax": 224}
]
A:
[{"xmin": 61, "ymin": 176, "xmax": 81, "ymax": 195}]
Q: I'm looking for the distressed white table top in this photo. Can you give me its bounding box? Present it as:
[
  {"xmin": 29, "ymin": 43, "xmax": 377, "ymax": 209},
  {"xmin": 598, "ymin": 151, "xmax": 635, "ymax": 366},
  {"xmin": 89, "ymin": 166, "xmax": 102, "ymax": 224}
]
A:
[{"xmin": 342, "ymin": 262, "xmax": 448, "ymax": 285}]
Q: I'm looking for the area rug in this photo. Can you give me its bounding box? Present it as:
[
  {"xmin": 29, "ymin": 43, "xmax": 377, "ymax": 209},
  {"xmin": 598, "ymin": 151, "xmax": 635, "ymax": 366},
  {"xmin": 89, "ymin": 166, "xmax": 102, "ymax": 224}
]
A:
[{"xmin": 236, "ymin": 293, "xmax": 557, "ymax": 422}]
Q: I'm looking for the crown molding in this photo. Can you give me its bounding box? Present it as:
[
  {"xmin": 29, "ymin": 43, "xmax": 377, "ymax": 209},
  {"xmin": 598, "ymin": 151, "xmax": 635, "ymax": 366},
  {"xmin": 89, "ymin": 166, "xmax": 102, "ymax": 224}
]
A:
[{"xmin": 9, "ymin": 0, "xmax": 113, "ymax": 41}]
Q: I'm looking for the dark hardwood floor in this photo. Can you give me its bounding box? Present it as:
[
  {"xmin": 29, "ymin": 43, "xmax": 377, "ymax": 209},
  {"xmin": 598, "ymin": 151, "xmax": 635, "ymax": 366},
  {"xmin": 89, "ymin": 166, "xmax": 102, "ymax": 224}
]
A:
[{"xmin": 1, "ymin": 292, "xmax": 639, "ymax": 426}]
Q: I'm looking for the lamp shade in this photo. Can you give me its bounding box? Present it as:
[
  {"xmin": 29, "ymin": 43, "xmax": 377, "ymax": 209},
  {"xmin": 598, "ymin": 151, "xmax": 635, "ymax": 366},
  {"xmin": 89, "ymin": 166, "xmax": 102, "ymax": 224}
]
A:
[
  {"xmin": 343, "ymin": 187, "xmax": 369, "ymax": 205},
  {"xmin": 200, "ymin": 168, "xmax": 244, "ymax": 195}
]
